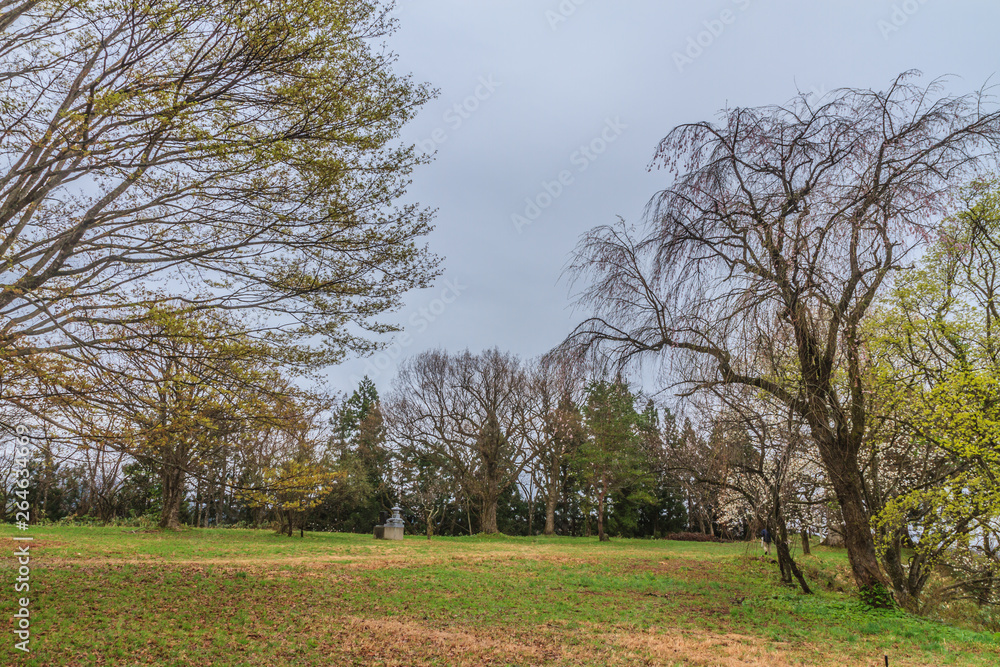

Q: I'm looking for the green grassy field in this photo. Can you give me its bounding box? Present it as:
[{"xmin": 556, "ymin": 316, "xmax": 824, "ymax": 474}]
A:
[{"xmin": 0, "ymin": 526, "xmax": 997, "ymax": 666}]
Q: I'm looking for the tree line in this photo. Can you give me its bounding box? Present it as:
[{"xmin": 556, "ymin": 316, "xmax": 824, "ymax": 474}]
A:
[{"xmin": 1, "ymin": 353, "xmax": 702, "ymax": 542}]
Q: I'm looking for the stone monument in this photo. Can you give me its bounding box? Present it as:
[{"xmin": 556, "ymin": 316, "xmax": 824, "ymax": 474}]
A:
[{"xmin": 374, "ymin": 507, "xmax": 404, "ymax": 540}]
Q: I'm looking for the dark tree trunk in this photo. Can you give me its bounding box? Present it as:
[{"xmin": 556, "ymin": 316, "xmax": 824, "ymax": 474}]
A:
[
  {"xmin": 194, "ymin": 479, "xmax": 202, "ymax": 528},
  {"xmin": 596, "ymin": 483, "xmax": 609, "ymax": 542},
  {"xmin": 775, "ymin": 533, "xmax": 812, "ymax": 594},
  {"xmin": 818, "ymin": 443, "xmax": 889, "ymax": 603},
  {"xmin": 159, "ymin": 466, "xmax": 185, "ymax": 530},
  {"xmin": 481, "ymin": 493, "xmax": 499, "ymax": 534},
  {"xmin": 880, "ymin": 525, "xmax": 934, "ymax": 611},
  {"xmin": 527, "ymin": 487, "xmax": 534, "ymax": 536},
  {"xmin": 821, "ymin": 521, "xmax": 845, "ymax": 547},
  {"xmin": 772, "ymin": 510, "xmax": 811, "ymax": 594},
  {"xmin": 800, "ymin": 528, "xmax": 811, "ymax": 555},
  {"xmin": 881, "ymin": 533, "xmax": 912, "ymax": 610}
]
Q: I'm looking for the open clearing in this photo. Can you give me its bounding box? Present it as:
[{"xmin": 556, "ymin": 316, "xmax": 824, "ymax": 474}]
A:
[{"xmin": 1, "ymin": 526, "xmax": 998, "ymax": 666}]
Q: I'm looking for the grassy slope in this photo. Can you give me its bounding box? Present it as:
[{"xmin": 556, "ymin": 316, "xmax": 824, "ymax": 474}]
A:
[{"xmin": 0, "ymin": 526, "xmax": 997, "ymax": 666}]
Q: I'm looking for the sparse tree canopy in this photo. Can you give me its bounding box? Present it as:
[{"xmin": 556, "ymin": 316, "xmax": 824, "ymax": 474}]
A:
[
  {"xmin": 39, "ymin": 308, "xmax": 316, "ymax": 529},
  {"xmin": 565, "ymin": 72, "xmax": 1000, "ymax": 601},
  {"xmin": 525, "ymin": 353, "xmax": 587, "ymax": 536},
  {"xmin": 385, "ymin": 348, "xmax": 531, "ymax": 534},
  {"xmin": 0, "ymin": 0, "xmax": 438, "ymax": 366}
]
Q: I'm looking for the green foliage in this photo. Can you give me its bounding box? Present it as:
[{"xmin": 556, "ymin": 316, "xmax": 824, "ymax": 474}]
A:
[
  {"xmin": 573, "ymin": 379, "xmax": 655, "ymax": 540},
  {"xmin": 858, "ymin": 583, "xmax": 897, "ymax": 610},
  {"xmin": 238, "ymin": 459, "xmax": 342, "ymax": 537},
  {"xmin": 869, "ymin": 178, "xmax": 1000, "ymax": 607},
  {"xmin": 333, "ymin": 377, "xmax": 381, "ymax": 445},
  {"xmin": 315, "ymin": 377, "xmax": 393, "ymax": 532},
  {"xmin": 0, "ymin": 0, "xmax": 440, "ymax": 368}
]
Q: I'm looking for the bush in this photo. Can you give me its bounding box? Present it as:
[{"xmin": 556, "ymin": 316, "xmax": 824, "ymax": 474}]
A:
[
  {"xmin": 55, "ymin": 514, "xmax": 101, "ymax": 526},
  {"xmin": 858, "ymin": 582, "xmax": 896, "ymax": 609},
  {"xmin": 663, "ymin": 532, "xmax": 732, "ymax": 543}
]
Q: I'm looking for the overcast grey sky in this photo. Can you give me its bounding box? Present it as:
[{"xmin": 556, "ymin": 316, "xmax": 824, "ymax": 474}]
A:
[{"xmin": 330, "ymin": 0, "xmax": 1000, "ymax": 395}]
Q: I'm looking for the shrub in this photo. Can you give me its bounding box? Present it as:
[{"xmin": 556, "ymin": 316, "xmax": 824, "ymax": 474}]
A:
[{"xmin": 663, "ymin": 532, "xmax": 731, "ymax": 543}]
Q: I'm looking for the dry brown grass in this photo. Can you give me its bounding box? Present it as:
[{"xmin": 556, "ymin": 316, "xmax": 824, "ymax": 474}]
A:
[{"xmin": 340, "ymin": 617, "xmax": 566, "ymax": 666}]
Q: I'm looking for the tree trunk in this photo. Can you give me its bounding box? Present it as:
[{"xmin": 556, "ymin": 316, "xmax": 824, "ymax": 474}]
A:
[
  {"xmin": 159, "ymin": 465, "xmax": 185, "ymax": 530},
  {"xmin": 426, "ymin": 507, "xmax": 437, "ymax": 540},
  {"xmin": 880, "ymin": 533, "xmax": 911, "ymax": 609},
  {"xmin": 800, "ymin": 528, "xmax": 811, "ymax": 555},
  {"xmin": 544, "ymin": 483, "xmax": 558, "ymax": 536},
  {"xmin": 880, "ymin": 527, "xmax": 931, "ymax": 611},
  {"xmin": 839, "ymin": 487, "xmax": 886, "ymax": 592},
  {"xmin": 195, "ymin": 479, "xmax": 202, "ymax": 528},
  {"xmin": 821, "ymin": 523, "xmax": 845, "ymax": 547},
  {"xmin": 775, "ymin": 531, "xmax": 812, "ymax": 594},
  {"xmin": 481, "ymin": 494, "xmax": 499, "ymax": 534},
  {"xmin": 596, "ymin": 483, "xmax": 609, "ymax": 542},
  {"xmin": 39, "ymin": 473, "xmax": 48, "ymax": 523},
  {"xmin": 820, "ymin": 448, "xmax": 890, "ymax": 603},
  {"xmin": 36, "ymin": 441, "xmax": 52, "ymax": 523},
  {"xmin": 527, "ymin": 483, "xmax": 535, "ymax": 536},
  {"xmin": 215, "ymin": 481, "xmax": 224, "ymax": 526}
]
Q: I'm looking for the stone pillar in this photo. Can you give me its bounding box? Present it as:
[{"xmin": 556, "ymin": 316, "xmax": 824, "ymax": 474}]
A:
[
  {"xmin": 383, "ymin": 507, "xmax": 404, "ymax": 540},
  {"xmin": 374, "ymin": 507, "xmax": 405, "ymax": 540}
]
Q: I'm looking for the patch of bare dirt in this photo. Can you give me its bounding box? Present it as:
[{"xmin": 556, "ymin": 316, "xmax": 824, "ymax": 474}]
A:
[
  {"xmin": 337, "ymin": 616, "xmax": 565, "ymax": 666},
  {"xmin": 612, "ymin": 628, "xmax": 794, "ymax": 666}
]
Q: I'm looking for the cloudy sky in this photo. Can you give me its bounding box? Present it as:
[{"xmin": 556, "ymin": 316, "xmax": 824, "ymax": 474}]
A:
[{"xmin": 329, "ymin": 0, "xmax": 1000, "ymax": 395}]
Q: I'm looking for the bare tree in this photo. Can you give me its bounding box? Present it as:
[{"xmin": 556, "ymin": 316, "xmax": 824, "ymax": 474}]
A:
[
  {"xmin": 564, "ymin": 72, "xmax": 1000, "ymax": 601},
  {"xmin": 668, "ymin": 417, "xmax": 721, "ymax": 536},
  {"xmin": 398, "ymin": 449, "xmax": 456, "ymax": 540},
  {"xmin": 524, "ymin": 353, "xmax": 587, "ymax": 535},
  {"xmin": 700, "ymin": 389, "xmax": 816, "ymax": 593},
  {"xmin": 386, "ymin": 349, "xmax": 531, "ymax": 534}
]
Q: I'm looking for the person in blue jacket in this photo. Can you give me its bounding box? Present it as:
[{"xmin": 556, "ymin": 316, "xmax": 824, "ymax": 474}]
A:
[{"xmin": 760, "ymin": 527, "xmax": 772, "ymax": 556}]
